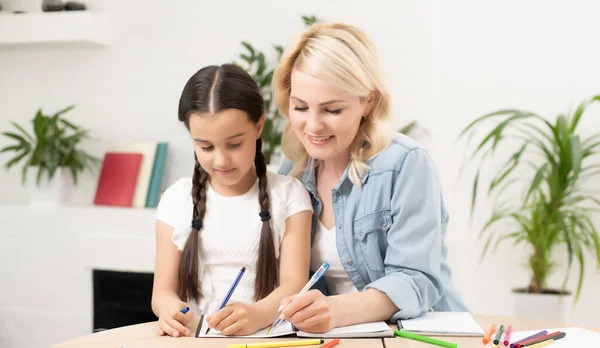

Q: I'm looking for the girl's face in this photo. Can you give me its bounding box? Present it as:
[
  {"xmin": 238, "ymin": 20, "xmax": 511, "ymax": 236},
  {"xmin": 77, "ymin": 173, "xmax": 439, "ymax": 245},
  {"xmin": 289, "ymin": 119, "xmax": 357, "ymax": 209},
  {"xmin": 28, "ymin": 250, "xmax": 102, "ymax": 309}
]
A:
[
  {"xmin": 189, "ymin": 109, "xmax": 265, "ymax": 195},
  {"xmin": 287, "ymin": 69, "xmax": 372, "ymax": 162}
]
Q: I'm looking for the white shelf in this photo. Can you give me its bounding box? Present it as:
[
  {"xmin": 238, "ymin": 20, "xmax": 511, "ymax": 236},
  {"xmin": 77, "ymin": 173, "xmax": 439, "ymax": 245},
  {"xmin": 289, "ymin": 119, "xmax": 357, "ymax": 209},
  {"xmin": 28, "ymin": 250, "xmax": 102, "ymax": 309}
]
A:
[{"xmin": 0, "ymin": 12, "xmax": 111, "ymax": 46}]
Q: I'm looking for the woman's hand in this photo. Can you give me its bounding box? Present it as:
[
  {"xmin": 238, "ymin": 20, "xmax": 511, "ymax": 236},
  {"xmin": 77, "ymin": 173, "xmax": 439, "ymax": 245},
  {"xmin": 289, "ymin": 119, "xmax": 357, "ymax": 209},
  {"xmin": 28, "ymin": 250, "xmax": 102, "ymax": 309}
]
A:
[
  {"xmin": 205, "ymin": 302, "xmax": 263, "ymax": 336},
  {"xmin": 157, "ymin": 301, "xmax": 193, "ymax": 337},
  {"xmin": 279, "ymin": 290, "xmax": 341, "ymax": 333}
]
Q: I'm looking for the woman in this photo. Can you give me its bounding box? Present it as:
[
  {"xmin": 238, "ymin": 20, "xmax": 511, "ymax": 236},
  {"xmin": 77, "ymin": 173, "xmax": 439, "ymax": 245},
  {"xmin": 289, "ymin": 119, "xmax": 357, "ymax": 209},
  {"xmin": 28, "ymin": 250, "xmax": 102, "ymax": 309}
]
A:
[{"xmin": 273, "ymin": 22, "xmax": 468, "ymax": 333}]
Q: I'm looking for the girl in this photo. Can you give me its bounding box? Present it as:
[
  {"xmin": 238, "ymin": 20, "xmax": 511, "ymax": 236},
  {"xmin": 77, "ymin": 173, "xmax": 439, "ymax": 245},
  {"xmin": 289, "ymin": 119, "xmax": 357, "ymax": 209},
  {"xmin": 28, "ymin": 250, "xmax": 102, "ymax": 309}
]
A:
[
  {"xmin": 273, "ymin": 22, "xmax": 468, "ymax": 333},
  {"xmin": 151, "ymin": 64, "xmax": 313, "ymax": 337}
]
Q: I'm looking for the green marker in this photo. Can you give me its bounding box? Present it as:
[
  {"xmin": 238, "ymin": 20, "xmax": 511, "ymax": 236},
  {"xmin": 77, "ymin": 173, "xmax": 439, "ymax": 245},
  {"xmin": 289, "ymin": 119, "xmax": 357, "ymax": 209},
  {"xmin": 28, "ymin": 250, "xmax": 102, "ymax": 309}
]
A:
[
  {"xmin": 394, "ymin": 330, "xmax": 459, "ymax": 348},
  {"xmin": 494, "ymin": 324, "xmax": 505, "ymax": 345}
]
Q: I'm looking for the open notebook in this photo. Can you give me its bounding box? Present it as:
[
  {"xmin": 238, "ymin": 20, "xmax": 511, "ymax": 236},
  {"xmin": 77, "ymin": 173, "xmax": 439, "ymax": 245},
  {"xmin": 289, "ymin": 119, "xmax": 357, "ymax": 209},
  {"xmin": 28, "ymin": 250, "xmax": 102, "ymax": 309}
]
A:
[
  {"xmin": 397, "ymin": 312, "xmax": 485, "ymax": 337},
  {"xmin": 196, "ymin": 314, "xmax": 394, "ymax": 338}
]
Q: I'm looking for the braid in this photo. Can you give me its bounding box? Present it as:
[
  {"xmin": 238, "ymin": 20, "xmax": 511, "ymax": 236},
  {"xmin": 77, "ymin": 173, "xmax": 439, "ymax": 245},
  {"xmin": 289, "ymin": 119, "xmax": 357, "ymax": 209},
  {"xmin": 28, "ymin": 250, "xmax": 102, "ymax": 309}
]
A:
[
  {"xmin": 254, "ymin": 138, "xmax": 278, "ymax": 301},
  {"xmin": 178, "ymin": 154, "xmax": 209, "ymax": 303}
]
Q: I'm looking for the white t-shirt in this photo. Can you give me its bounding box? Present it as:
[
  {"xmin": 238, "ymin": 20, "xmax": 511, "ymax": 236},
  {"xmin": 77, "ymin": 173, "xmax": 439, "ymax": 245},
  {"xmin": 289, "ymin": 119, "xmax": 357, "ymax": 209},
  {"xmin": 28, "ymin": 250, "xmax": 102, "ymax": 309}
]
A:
[
  {"xmin": 156, "ymin": 171, "xmax": 313, "ymax": 315},
  {"xmin": 310, "ymin": 221, "xmax": 358, "ymax": 295}
]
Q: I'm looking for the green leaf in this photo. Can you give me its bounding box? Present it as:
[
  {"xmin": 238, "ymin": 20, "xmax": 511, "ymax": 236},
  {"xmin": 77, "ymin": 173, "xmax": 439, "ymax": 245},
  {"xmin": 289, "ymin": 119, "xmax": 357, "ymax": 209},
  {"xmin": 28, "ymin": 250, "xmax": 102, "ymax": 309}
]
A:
[
  {"xmin": 51, "ymin": 105, "xmax": 75, "ymax": 119},
  {"xmin": 241, "ymin": 41, "xmax": 255, "ymax": 56},
  {"xmin": 524, "ymin": 164, "xmax": 548, "ymax": 203},
  {"xmin": 60, "ymin": 118, "xmax": 80, "ymax": 130},
  {"xmin": 260, "ymin": 71, "xmax": 274, "ymax": 88},
  {"xmin": 4, "ymin": 150, "xmax": 29, "ymax": 169},
  {"xmin": 0, "ymin": 143, "xmax": 28, "ymax": 153},
  {"xmin": 10, "ymin": 122, "xmax": 35, "ymax": 143},
  {"xmin": 2, "ymin": 132, "xmax": 28, "ymax": 145}
]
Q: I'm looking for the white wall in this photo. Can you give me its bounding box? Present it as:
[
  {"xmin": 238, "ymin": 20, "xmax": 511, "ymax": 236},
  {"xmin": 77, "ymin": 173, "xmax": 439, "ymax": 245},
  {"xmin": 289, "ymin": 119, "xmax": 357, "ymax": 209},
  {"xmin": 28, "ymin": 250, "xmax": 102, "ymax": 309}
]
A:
[
  {"xmin": 1, "ymin": 0, "xmax": 600, "ymax": 347},
  {"xmin": 0, "ymin": 0, "xmax": 435, "ymax": 205},
  {"xmin": 434, "ymin": 0, "xmax": 600, "ymax": 328}
]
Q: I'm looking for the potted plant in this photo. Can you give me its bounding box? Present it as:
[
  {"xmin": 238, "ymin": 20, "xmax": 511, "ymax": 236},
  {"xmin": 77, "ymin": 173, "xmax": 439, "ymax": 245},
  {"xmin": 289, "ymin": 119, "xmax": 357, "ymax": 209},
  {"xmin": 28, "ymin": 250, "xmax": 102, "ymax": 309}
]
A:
[
  {"xmin": 232, "ymin": 15, "xmax": 320, "ymax": 170},
  {"xmin": 1, "ymin": 105, "xmax": 100, "ymax": 205},
  {"xmin": 457, "ymin": 95, "xmax": 600, "ymax": 322}
]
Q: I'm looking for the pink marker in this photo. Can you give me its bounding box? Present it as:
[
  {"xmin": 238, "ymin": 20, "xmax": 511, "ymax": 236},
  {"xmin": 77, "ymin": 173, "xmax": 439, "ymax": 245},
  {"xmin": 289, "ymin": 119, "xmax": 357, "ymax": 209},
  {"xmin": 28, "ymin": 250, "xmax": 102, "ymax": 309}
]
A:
[{"xmin": 503, "ymin": 325, "xmax": 512, "ymax": 346}]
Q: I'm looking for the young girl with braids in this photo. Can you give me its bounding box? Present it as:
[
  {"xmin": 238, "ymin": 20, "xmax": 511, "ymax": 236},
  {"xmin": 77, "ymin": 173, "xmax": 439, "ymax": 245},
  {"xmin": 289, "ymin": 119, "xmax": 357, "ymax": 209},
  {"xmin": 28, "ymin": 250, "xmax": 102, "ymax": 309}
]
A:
[{"xmin": 151, "ymin": 64, "xmax": 313, "ymax": 337}]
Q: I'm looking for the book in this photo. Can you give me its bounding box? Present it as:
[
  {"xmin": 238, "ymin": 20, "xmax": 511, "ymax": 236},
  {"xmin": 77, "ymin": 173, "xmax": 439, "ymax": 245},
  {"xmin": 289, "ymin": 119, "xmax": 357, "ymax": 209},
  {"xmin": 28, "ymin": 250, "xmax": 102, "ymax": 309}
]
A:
[
  {"xmin": 145, "ymin": 142, "xmax": 168, "ymax": 208},
  {"xmin": 109, "ymin": 142, "xmax": 157, "ymax": 208},
  {"xmin": 93, "ymin": 152, "xmax": 143, "ymax": 207},
  {"xmin": 195, "ymin": 315, "xmax": 394, "ymax": 339},
  {"xmin": 397, "ymin": 311, "xmax": 485, "ymax": 337}
]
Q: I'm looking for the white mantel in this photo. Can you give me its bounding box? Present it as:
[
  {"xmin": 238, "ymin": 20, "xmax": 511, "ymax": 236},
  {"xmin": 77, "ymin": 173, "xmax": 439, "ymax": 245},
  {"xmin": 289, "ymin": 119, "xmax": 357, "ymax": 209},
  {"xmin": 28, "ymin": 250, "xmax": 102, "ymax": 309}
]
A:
[{"xmin": 0, "ymin": 204, "xmax": 157, "ymax": 348}]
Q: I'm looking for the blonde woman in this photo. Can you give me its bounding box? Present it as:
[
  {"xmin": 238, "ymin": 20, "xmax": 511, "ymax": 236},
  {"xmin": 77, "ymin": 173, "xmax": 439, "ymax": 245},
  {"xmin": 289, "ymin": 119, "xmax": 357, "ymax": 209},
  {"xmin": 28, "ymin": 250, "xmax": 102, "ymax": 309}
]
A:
[{"xmin": 274, "ymin": 22, "xmax": 468, "ymax": 333}]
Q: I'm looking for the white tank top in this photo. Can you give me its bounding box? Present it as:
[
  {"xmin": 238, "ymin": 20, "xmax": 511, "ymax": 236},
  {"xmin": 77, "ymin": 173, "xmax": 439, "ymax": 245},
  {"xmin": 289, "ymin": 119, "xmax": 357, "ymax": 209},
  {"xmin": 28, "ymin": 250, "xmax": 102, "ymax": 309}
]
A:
[{"xmin": 310, "ymin": 221, "xmax": 358, "ymax": 295}]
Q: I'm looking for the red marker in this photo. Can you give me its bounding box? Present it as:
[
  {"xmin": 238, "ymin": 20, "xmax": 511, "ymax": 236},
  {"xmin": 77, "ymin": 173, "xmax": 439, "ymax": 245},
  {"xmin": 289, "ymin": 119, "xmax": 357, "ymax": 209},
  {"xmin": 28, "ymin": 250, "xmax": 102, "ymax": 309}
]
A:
[{"xmin": 320, "ymin": 338, "xmax": 340, "ymax": 348}]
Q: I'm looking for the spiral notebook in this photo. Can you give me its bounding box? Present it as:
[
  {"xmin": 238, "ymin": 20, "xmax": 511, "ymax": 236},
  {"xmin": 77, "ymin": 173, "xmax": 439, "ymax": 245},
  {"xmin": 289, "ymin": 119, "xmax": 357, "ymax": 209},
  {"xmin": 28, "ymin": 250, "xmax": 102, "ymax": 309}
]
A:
[
  {"xmin": 397, "ymin": 312, "xmax": 485, "ymax": 337},
  {"xmin": 195, "ymin": 314, "xmax": 394, "ymax": 338}
]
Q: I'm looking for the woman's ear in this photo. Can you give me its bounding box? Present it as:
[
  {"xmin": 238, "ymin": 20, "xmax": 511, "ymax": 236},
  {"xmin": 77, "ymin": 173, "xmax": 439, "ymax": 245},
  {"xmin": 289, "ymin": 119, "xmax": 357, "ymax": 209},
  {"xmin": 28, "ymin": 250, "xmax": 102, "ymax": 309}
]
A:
[
  {"xmin": 256, "ymin": 114, "xmax": 267, "ymax": 138},
  {"xmin": 362, "ymin": 91, "xmax": 377, "ymax": 117}
]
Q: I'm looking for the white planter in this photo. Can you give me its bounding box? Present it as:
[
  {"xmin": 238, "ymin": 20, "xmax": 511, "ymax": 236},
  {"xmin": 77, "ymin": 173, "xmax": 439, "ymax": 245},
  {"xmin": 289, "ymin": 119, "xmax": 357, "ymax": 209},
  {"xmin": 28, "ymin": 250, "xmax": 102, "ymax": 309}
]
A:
[
  {"xmin": 2, "ymin": 0, "xmax": 44, "ymax": 12},
  {"xmin": 512, "ymin": 290, "xmax": 572, "ymax": 323},
  {"xmin": 24, "ymin": 166, "xmax": 73, "ymax": 206}
]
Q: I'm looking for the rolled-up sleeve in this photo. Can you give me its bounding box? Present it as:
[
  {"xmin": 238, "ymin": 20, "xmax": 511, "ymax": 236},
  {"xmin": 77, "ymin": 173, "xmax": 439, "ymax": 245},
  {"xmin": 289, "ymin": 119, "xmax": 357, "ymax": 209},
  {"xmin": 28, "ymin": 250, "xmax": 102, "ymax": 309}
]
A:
[{"xmin": 364, "ymin": 148, "xmax": 445, "ymax": 320}]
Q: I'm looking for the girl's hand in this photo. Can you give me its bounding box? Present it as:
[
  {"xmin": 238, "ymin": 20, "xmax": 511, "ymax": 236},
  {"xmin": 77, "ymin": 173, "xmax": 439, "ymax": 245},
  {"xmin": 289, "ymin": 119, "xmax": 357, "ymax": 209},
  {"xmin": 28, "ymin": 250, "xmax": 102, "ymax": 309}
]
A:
[
  {"xmin": 280, "ymin": 290, "xmax": 340, "ymax": 333},
  {"xmin": 205, "ymin": 302, "xmax": 262, "ymax": 336},
  {"xmin": 157, "ymin": 301, "xmax": 193, "ymax": 337}
]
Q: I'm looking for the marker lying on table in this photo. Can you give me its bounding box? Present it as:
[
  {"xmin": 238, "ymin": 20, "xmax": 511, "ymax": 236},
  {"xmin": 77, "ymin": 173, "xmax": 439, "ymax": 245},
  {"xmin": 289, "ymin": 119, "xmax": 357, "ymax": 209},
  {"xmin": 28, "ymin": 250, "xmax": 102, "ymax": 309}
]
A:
[
  {"xmin": 267, "ymin": 262, "xmax": 330, "ymax": 335},
  {"xmin": 483, "ymin": 324, "xmax": 496, "ymax": 344},
  {"xmin": 494, "ymin": 324, "xmax": 505, "ymax": 345},
  {"xmin": 226, "ymin": 339, "xmax": 323, "ymax": 348},
  {"xmin": 320, "ymin": 338, "xmax": 340, "ymax": 348},
  {"xmin": 503, "ymin": 325, "xmax": 512, "ymax": 346},
  {"xmin": 395, "ymin": 330, "xmax": 459, "ymax": 348},
  {"xmin": 510, "ymin": 330, "xmax": 547, "ymax": 348}
]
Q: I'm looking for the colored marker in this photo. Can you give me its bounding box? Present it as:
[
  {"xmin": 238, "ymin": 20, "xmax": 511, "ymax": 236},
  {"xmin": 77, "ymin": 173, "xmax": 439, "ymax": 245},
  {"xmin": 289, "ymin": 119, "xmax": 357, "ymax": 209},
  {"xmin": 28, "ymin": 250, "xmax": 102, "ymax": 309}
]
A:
[
  {"xmin": 517, "ymin": 331, "xmax": 565, "ymax": 348},
  {"xmin": 320, "ymin": 338, "xmax": 340, "ymax": 348},
  {"xmin": 205, "ymin": 267, "xmax": 246, "ymax": 335},
  {"xmin": 483, "ymin": 324, "xmax": 496, "ymax": 344},
  {"xmin": 395, "ymin": 330, "xmax": 459, "ymax": 348},
  {"xmin": 180, "ymin": 306, "xmax": 190, "ymax": 314},
  {"xmin": 268, "ymin": 262, "xmax": 330, "ymax": 335},
  {"xmin": 510, "ymin": 330, "xmax": 547, "ymax": 348},
  {"xmin": 503, "ymin": 325, "xmax": 512, "ymax": 346},
  {"xmin": 226, "ymin": 339, "xmax": 323, "ymax": 348},
  {"xmin": 527, "ymin": 340, "xmax": 554, "ymax": 348},
  {"xmin": 494, "ymin": 324, "xmax": 505, "ymax": 345}
]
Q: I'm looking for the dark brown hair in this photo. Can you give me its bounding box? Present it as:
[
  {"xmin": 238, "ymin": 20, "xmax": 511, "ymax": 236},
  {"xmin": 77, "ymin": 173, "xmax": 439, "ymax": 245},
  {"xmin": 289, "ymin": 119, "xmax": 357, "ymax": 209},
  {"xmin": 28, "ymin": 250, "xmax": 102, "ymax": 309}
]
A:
[{"xmin": 176, "ymin": 64, "xmax": 277, "ymax": 303}]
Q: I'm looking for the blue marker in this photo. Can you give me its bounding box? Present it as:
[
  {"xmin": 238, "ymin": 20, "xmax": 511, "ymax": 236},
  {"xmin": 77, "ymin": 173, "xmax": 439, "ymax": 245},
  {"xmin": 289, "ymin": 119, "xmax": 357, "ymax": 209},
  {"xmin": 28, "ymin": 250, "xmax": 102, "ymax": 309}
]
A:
[
  {"xmin": 180, "ymin": 306, "xmax": 190, "ymax": 314},
  {"xmin": 205, "ymin": 267, "xmax": 246, "ymax": 335},
  {"xmin": 268, "ymin": 262, "xmax": 330, "ymax": 335}
]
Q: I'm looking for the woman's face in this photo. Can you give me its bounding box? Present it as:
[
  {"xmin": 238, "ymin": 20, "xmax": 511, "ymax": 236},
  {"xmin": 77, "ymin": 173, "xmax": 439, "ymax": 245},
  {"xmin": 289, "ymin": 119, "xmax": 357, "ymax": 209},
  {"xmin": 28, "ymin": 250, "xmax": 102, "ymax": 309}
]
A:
[{"xmin": 287, "ymin": 69, "xmax": 371, "ymax": 162}]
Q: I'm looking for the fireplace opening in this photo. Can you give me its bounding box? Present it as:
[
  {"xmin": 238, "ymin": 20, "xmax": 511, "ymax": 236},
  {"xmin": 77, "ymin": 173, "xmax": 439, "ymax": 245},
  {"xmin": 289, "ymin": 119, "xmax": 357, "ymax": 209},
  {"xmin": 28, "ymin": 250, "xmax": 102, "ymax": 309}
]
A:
[{"xmin": 93, "ymin": 270, "xmax": 157, "ymax": 332}]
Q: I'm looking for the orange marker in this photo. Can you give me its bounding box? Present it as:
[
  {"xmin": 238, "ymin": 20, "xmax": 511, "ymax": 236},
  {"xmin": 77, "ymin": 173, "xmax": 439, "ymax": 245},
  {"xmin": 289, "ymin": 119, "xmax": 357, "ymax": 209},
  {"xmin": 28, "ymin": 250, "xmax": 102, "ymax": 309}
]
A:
[
  {"xmin": 483, "ymin": 324, "xmax": 496, "ymax": 344},
  {"xmin": 320, "ymin": 338, "xmax": 340, "ymax": 348}
]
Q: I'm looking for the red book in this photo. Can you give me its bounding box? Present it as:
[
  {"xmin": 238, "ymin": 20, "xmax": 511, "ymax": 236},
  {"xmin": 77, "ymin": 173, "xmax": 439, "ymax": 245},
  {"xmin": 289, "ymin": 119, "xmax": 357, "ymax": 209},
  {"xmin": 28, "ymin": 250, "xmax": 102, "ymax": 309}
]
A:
[{"xmin": 94, "ymin": 152, "xmax": 143, "ymax": 207}]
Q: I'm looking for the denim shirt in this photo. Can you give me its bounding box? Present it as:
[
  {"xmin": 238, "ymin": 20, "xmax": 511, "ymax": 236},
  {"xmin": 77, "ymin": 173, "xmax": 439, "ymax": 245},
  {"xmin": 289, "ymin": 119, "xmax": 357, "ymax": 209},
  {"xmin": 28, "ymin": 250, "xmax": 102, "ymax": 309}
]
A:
[{"xmin": 279, "ymin": 132, "xmax": 468, "ymax": 321}]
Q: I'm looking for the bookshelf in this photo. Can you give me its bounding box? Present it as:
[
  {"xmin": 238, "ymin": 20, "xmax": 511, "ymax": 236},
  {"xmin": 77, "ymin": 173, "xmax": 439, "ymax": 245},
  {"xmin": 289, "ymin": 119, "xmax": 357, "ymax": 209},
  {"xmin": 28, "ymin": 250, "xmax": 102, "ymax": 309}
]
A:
[{"xmin": 0, "ymin": 12, "xmax": 111, "ymax": 46}]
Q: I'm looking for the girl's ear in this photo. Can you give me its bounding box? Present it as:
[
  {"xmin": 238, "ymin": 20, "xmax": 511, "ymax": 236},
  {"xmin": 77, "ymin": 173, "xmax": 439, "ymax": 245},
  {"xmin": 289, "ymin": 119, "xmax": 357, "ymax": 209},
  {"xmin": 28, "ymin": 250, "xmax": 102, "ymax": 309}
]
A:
[{"xmin": 256, "ymin": 114, "xmax": 267, "ymax": 138}]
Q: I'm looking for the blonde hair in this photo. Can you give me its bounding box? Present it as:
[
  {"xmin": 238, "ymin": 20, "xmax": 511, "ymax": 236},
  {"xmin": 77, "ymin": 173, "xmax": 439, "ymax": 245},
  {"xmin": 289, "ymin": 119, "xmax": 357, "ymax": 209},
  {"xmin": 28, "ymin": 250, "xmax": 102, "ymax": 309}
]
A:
[{"xmin": 273, "ymin": 22, "xmax": 392, "ymax": 185}]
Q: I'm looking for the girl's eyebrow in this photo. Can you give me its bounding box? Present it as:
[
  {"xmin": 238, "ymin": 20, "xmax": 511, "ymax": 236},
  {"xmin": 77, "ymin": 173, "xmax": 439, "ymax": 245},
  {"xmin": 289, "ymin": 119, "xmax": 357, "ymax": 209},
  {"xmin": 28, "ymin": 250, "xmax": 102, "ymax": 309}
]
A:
[{"xmin": 193, "ymin": 132, "xmax": 246, "ymax": 143}]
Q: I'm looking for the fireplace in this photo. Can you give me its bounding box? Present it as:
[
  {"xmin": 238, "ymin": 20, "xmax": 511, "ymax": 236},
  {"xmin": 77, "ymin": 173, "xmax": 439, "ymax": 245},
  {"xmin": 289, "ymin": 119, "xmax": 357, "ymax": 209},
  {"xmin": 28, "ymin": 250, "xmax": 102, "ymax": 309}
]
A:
[{"xmin": 93, "ymin": 270, "xmax": 157, "ymax": 332}]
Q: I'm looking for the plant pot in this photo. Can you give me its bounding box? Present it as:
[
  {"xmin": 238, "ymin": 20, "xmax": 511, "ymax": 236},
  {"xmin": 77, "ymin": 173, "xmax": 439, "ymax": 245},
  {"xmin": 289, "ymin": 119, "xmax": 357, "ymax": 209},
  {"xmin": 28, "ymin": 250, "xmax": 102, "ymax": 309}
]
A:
[
  {"xmin": 512, "ymin": 289, "xmax": 572, "ymax": 323},
  {"xmin": 24, "ymin": 166, "xmax": 73, "ymax": 206},
  {"xmin": 2, "ymin": 0, "xmax": 44, "ymax": 12}
]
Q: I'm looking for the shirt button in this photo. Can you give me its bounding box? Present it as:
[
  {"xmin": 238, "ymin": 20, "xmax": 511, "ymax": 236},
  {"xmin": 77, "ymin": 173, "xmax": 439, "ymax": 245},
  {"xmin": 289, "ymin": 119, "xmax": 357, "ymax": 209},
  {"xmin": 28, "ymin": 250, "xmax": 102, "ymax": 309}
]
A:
[
  {"xmin": 338, "ymin": 225, "xmax": 342, "ymax": 229},
  {"xmin": 347, "ymin": 261, "xmax": 353, "ymax": 266},
  {"xmin": 382, "ymin": 223, "xmax": 387, "ymax": 228},
  {"xmin": 359, "ymin": 232, "xmax": 363, "ymax": 237},
  {"xmin": 336, "ymin": 192, "xmax": 340, "ymax": 197}
]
